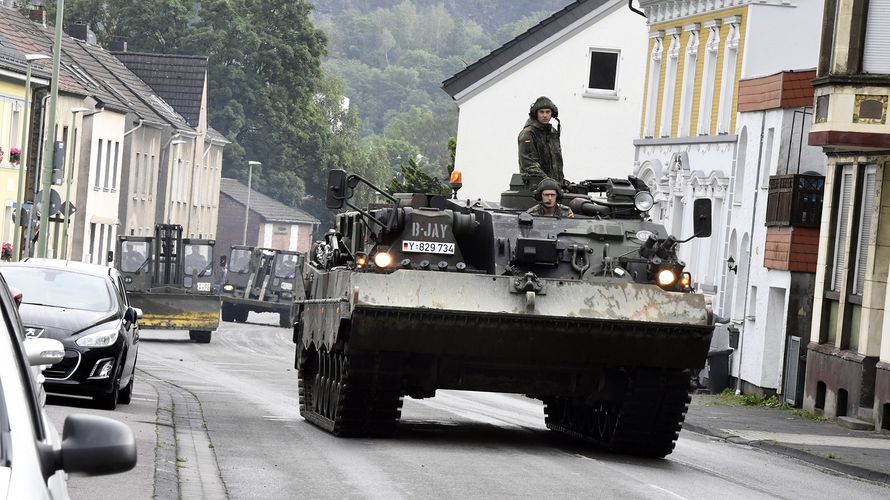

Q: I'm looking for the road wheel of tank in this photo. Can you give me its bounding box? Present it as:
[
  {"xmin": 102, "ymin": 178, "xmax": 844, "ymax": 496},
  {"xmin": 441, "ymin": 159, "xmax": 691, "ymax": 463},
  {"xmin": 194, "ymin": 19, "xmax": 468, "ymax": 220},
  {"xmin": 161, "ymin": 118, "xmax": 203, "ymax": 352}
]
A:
[
  {"xmin": 221, "ymin": 303, "xmax": 236, "ymax": 322},
  {"xmin": 190, "ymin": 330, "xmax": 212, "ymax": 343}
]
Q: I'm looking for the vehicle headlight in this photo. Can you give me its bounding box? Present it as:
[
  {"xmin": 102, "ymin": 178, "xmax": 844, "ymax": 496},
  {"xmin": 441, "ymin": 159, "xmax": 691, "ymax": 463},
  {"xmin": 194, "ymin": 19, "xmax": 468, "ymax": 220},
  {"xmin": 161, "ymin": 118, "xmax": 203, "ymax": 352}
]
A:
[
  {"xmin": 223, "ymin": 284, "xmax": 235, "ymax": 292},
  {"xmin": 280, "ymin": 282, "xmax": 293, "ymax": 291},
  {"xmin": 374, "ymin": 252, "xmax": 393, "ymax": 268},
  {"xmin": 76, "ymin": 329, "xmax": 119, "ymax": 347},
  {"xmin": 634, "ymin": 191, "xmax": 655, "ymax": 212},
  {"xmin": 656, "ymin": 269, "xmax": 677, "ymax": 287}
]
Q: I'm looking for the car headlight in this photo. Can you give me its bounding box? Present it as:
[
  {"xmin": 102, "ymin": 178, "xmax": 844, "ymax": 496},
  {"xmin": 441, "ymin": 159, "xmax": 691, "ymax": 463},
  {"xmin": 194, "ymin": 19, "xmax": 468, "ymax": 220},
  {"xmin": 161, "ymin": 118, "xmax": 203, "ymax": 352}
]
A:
[
  {"xmin": 76, "ymin": 329, "xmax": 119, "ymax": 347},
  {"xmin": 280, "ymin": 282, "xmax": 293, "ymax": 291},
  {"xmin": 634, "ymin": 191, "xmax": 655, "ymax": 212},
  {"xmin": 223, "ymin": 284, "xmax": 235, "ymax": 292}
]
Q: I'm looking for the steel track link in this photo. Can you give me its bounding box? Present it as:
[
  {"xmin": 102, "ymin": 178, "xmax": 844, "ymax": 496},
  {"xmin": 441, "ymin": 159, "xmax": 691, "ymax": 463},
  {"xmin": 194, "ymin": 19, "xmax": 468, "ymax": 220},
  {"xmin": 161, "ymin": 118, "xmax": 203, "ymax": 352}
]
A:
[
  {"xmin": 298, "ymin": 346, "xmax": 404, "ymax": 437},
  {"xmin": 544, "ymin": 368, "xmax": 692, "ymax": 458}
]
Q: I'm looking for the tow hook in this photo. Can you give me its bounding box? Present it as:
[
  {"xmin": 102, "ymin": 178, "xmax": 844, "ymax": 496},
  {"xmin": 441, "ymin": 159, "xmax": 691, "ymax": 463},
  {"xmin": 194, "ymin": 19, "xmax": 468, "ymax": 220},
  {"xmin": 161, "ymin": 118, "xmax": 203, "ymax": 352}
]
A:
[
  {"xmin": 571, "ymin": 244, "xmax": 590, "ymax": 276},
  {"xmin": 512, "ymin": 272, "xmax": 545, "ymax": 311}
]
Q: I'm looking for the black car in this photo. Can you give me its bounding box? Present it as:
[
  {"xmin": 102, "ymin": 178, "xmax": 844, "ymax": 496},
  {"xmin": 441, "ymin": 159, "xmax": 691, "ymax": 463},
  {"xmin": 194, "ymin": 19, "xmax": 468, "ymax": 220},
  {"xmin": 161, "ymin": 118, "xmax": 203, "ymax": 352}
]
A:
[{"xmin": 0, "ymin": 258, "xmax": 141, "ymax": 410}]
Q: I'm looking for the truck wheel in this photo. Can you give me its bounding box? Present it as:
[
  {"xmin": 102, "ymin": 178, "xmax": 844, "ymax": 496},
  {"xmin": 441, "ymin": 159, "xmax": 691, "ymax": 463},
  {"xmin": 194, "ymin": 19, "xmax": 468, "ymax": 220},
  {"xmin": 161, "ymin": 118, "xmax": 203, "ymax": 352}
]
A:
[
  {"xmin": 235, "ymin": 307, "xmax": 249, "ymax": 323},
  {"xmin": 221, "ymin": 303, "xmax": 236, "ymax": 322},
  {"xmin": 190, "ymin": 330, "xmax": 212, "ymax": 343},
  {"xmin": 279, "ymin": 312, "xmax": 294, "ymax": 328}
]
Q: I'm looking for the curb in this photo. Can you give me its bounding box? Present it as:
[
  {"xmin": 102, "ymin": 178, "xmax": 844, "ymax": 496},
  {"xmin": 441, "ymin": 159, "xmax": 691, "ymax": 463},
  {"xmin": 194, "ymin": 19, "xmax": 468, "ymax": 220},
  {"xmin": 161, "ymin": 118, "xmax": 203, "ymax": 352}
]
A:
[{"xmin": 682, "ymin": 423, "xmax": 890, "ymax": 486}]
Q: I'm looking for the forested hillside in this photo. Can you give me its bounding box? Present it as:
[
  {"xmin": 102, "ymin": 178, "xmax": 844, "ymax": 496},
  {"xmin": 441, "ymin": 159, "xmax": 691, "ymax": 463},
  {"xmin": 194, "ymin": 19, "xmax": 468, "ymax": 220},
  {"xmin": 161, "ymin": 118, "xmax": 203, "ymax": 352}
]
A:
[{"xmin": 314, "ymin": 0, "xmax": 571, "ymax": 174}]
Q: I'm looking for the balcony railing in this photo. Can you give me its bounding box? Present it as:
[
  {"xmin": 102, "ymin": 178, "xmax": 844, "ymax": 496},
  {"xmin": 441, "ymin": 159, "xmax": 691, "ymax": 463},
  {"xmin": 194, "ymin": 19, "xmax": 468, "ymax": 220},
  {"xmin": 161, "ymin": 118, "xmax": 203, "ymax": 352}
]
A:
[{"xmin": 765, "ymin": 174, "xmax": 824, "ymax": 227}]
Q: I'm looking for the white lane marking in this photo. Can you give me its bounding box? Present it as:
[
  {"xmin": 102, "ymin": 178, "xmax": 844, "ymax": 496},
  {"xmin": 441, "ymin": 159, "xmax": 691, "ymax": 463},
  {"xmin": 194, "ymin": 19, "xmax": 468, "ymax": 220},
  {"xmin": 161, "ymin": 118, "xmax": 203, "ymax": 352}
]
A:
[
  {"xmin": 648, "ymin": 484, "xmax": 689, "ymax": 500},
  {"xmin": 725, "ymin": 430, "xmax": 890, "ymax": 450}
]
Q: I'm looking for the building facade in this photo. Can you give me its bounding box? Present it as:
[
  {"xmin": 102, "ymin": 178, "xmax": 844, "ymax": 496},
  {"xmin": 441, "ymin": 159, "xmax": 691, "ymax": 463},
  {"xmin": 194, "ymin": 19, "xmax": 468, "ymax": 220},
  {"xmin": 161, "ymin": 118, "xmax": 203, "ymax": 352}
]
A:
[
  {"xmin": 443, "ymin": 0, "xmax": 647, "ymax": 201},
  {"xmin": 805, "ymin": 0, "xmax": 890, "ymax": 431},
  {"xmin": 216, "ymin": 178, "xmax": 318, "ymax": 256}
]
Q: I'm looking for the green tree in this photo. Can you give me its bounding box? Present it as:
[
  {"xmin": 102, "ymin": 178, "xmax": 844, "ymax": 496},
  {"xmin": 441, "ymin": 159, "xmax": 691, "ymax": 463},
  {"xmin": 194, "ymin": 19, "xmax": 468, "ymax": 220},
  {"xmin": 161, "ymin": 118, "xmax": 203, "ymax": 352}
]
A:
[
  {"xmin": 62, "ymin": 0, "xmax": 194, "ymax": 51},
  {"xmin": 386, "ymin": 157, "xmax": 449, "ymax": 196}
]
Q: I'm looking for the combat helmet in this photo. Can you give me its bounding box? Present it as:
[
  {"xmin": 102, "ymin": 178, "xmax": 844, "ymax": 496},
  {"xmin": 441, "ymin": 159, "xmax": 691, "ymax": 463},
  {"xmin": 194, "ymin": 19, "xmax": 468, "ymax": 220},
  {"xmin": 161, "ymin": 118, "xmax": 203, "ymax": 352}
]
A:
[{"xmin": 528, "ymin": 96, "xmax": 559, "ymax": 119}]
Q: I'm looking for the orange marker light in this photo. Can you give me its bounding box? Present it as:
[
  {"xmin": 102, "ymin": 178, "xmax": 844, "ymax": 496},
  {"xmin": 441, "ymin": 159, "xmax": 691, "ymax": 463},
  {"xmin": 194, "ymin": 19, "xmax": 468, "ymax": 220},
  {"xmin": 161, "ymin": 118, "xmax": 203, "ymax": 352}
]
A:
[{"xmin": 450, "ymin": 170, "xmax": 463, "ymax": 185}]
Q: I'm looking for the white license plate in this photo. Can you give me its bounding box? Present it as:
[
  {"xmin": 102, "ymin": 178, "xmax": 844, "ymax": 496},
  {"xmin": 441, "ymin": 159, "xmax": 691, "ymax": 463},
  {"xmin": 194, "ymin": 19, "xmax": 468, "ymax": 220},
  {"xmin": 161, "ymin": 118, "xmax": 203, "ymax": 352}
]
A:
[
  {"xmin": 196, "ymin": 282, "xmax": 211, "ymax": 292},
  {"xmin": 401, "ymin": 240, "xmax": 455, "ymax": 255}
]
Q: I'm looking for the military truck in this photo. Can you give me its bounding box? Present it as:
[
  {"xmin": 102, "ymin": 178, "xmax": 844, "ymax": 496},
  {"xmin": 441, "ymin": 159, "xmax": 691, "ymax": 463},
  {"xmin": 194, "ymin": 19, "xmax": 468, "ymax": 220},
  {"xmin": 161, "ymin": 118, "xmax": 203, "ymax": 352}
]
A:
[
  {"xmin": 220, "ymin": 245, "xmax": 303, "ymax": 327},
  {"xmin": 116, "ymin": 224, "xmax": 221, "ymax": 343},
  {"xmin": 293, "ymin": 170, "xmax": 714, "ymax": 457}
]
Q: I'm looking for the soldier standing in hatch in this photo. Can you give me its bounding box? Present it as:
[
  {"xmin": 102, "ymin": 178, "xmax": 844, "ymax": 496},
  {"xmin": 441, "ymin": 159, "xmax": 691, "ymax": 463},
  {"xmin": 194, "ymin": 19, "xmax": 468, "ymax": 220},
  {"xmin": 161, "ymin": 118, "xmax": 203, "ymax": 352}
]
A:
[{"xmin": 518, "ymin": 96, "xmax": 564, "ymax": 189}]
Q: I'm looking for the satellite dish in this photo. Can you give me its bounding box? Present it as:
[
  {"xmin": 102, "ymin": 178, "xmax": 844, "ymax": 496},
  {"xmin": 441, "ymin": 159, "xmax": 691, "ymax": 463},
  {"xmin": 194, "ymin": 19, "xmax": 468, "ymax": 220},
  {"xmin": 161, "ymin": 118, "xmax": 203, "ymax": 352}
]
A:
[{"xmin": 34, "ymin": 189, "xmax": 63, "ymax": 217}]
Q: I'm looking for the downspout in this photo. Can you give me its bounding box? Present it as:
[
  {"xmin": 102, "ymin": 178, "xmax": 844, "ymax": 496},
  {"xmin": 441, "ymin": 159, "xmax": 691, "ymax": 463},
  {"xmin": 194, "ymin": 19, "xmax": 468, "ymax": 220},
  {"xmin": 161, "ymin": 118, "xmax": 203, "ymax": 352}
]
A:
[
  {"xmin": 628, "ymin": 0, "xmax": 646, "ymax": 17},
  {"xmin": 124, "ymin": 118, "xmax": 144, "ymax": 137},
  {"xmin": 734, "ymin": 110, "xmax": 767, "ymax": 394}
]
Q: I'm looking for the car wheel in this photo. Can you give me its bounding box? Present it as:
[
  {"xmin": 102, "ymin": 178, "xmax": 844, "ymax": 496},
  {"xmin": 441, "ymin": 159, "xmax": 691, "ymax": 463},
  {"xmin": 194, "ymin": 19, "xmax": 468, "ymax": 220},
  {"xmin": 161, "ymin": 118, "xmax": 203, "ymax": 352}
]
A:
[
  {"xmin": 235, "ymin": 307, "xmax": 249, "ymax": 323},
  {"xmin": 118, "ymin": 375, "xmax": 134, "ymax": 404},
  {"xmin": 279, "ymin": 312, "xmax": 294, "ymax": 328},
  {"xmin": 96, "ymin": 382, "xmax": 120, "ymax": 410},
  {"xmin": 190, "ymin": 330, "xmax": 212, "ymax": 343},
  {"xmin": 221, "ymin": 303, "xmax": 236, "ymax": 322}
]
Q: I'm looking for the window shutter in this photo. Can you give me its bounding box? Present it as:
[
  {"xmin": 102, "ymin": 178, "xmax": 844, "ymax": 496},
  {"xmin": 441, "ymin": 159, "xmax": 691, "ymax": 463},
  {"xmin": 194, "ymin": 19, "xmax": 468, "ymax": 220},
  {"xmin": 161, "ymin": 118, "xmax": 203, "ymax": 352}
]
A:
[
  {"xmin": 853, "ymin": 165, "xmax": 877, "ymax": 294},
  {"xmin": 831, "ymin": 167, "xmax": 853, "ymax": 291},
  {"xmin": 864, "ymin": 0, "xmax": 890, "ymax": 74}
]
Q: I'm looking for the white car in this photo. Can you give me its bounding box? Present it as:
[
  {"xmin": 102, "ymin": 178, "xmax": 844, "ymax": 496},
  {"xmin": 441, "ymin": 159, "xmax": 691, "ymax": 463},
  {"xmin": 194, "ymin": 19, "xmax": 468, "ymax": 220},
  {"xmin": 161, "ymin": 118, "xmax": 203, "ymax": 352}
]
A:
[{"xmin": 0, "ymin": 274, "xmax": 137, "ymax": 499}]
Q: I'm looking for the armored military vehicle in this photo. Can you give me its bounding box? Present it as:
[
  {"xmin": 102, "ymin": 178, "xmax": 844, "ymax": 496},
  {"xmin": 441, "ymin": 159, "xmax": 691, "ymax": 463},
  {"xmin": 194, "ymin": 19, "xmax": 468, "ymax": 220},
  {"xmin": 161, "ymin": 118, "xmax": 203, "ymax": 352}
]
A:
[
  {"xmin": 116, "ymin": 224, "xmax": 221, "ymax": 343},
  {"xmin": 220, "ymin": 245, "xmax": 303, "ymax": 327},
  {"xmin": 294, "ymin": 170, "xmax": 714, "ymax": 457}
]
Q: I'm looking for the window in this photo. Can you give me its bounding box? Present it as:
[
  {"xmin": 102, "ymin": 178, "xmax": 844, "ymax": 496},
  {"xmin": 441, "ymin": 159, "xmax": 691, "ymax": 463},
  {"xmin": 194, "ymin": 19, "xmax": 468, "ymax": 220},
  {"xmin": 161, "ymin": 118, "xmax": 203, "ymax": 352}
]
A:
[
  {"xmin": 831, "ymin": 165, "xmax": 853, "ymax": 292},
  {"xmin": 659, "ymin": 31, "xmax": 680, "ymax": 137},
  {"xmin": 852, "ymin": 165, "xmax": 877, "ymax": 295},
  {"xmin": 112, "ymin": 142, "xmax": 120, "ymax": 189},
  {"xmin": 677, "ymin": 25, "xmax": 699, "ymax": 136},
  {"xmin": 103, "ymin": 140, "xmax": 112, "ymax": 189},
  {"xmin": 94, "ymin": 139, "xmax": 103, "ymax": 188},
  {"xmin": 88, "ymin": 223, "xmax": 96, "ymax": 263},
  {"xmin": 149, "ymin": 155, "xmax": 156, "ymax": 196},
  {"xmin": 644, "ymin": 34, "xmax": 663, "ymax": 137},
  {"xmin": 586, "ymin": 49, "xmax": 620, "ymax": 96},
  {"xmin": 697, "ymin": 22, "xmax": 720, "ymax": 136},
  {"xmin": 761, "ymin": 128, "xmax": 775, "ymax": 188},
  {"xmin": 135, "ymin": 153, "xmax": 142, "ymax": 194},
  {"xmin": 717, "ymin": 19, "xmax": 740, "ymax": 133},
  {"xmin": 863, "ymin": 0, "xmax": 890, "ymax": 73}
]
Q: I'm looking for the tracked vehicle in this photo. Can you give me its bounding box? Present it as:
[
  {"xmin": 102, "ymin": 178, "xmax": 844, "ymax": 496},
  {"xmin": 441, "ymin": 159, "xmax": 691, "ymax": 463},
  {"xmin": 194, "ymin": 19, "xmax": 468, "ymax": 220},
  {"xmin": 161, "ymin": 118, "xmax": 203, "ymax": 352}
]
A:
[
  {"xmin": 116, "ymin": 224, "xmax": 221, "ymax": 343},
  {"xmin": 220, "ymin": 246, "xmax": 303, "ymax": 327},
  {"xmin": 294, "ymin": 170, "xmax": 714, "ymax": 457}
]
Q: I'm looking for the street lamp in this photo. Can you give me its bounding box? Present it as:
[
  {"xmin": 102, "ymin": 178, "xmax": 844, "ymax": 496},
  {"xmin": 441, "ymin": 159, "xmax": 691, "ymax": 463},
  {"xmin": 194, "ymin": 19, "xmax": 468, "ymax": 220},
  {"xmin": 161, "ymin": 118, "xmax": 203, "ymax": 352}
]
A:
[
  {"xmin": 165, "ymin": 139, "xmax": 186, "ymax": 224},
  {"xmin": 11, "ymin": 53, "xmax": 51, "ymax": 262},
  {"xmin": 242, "ymin": 160, "xmax": 262, "ymax": 245},
  {"xmin": 60, "ymin": 107, "xmax": 92, "ymax": 259}
]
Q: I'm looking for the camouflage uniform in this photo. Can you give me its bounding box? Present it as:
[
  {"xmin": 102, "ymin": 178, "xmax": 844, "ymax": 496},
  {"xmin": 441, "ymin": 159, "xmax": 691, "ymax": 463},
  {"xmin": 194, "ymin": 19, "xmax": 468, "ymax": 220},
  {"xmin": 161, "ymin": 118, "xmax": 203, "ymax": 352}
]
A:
[
  {"xmin": 526, "ymin": 204, "xmax": 574, "ymax": 217},
  {"xmin": 518, "ymin": 96, "xmax": 564, "ymax": 188}
]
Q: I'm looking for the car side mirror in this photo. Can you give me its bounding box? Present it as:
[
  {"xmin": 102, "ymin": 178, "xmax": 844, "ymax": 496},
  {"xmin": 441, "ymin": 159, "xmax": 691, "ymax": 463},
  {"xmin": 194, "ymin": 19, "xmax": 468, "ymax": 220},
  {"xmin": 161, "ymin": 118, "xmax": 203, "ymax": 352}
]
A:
[
  {"xmin": 124, "ymin": 306, "xmax": 142, "ymax": 323},
  {"xmin": 106, "ymin": 250, "xmax": 114, "ymax": 263},
  {"xmin": 693, "ymin": 198, "xmax": 712, "ymax": 238},
  {"xmin": 326, "ymin": 169, "xmax": 348, "ymax": 209},
  {"xmin": 24, "ymin": 338, "xmax": 65, "ymax": 366},
  {"xmin": 42, "ymin": 414, "xmax": 137, "ymax": 477}
]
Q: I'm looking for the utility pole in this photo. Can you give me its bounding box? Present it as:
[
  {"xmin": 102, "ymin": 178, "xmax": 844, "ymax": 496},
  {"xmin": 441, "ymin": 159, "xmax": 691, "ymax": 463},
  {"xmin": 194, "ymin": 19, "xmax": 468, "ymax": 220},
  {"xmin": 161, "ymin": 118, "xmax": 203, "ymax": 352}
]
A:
[{"xmin": 36, "ymin": 0, "xmax": 65, "ymax": 258}]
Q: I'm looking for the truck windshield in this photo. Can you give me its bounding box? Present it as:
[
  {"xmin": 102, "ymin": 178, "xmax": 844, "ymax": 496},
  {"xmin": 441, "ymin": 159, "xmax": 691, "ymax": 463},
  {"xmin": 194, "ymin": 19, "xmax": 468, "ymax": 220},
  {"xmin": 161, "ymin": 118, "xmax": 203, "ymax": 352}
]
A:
[
  {"xmin": 184, "ymin": 244, "xmax": 212, "ymax": 276},
  {"xmin": 274, "ymin": 253, "xmax": 299, "ymax": 278},
  {"xmin": 229, "ymin": 249, "xmax": 252, "ymax": 274},
  {"xmin": 120, "ymin": 241, "xmax": 150, "ymax": 273}
]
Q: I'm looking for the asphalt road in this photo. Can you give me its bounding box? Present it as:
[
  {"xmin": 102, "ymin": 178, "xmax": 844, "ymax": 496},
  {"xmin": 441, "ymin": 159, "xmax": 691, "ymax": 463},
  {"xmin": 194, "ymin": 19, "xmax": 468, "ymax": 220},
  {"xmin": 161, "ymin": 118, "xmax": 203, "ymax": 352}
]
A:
[{"xmin": 46, "ymin": 313, "xmax": 890, "ymax": 499}]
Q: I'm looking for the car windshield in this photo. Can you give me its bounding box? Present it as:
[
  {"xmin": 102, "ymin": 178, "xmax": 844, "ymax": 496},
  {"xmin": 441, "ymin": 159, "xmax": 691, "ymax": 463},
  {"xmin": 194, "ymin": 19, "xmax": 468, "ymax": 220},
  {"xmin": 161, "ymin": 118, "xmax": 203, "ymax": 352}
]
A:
[
  {"xmin": 229, "ymin": 249, "xmax": 252, "ymax": 274},
  {"xmin": 184, "ymin": 244, "xmax": 212, "ymax": 276},
  {"xmin": 0, "ymin": 267, "xmax": 113, "ymax": 312},
  {"xmin": 120, "ymin": 241, "xmax": 151, "ymax": 273},
  {"xmin": 274, "ymin": 253, "xmax": 299, "ymax": 278}
]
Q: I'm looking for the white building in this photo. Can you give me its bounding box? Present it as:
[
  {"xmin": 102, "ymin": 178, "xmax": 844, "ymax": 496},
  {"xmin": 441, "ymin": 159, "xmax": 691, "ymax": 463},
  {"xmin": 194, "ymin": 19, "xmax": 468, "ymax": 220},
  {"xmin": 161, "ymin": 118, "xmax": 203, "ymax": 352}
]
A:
[{"xmin": 443, "ymin": 0, "xmax": 647, "ymax": 201}]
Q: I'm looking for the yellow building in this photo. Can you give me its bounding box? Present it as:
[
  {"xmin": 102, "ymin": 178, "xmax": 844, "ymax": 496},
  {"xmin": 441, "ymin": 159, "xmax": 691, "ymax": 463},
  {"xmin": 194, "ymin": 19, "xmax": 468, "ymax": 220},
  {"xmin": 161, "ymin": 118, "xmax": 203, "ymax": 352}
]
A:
[{"xmin": 0, "ymin": 78, "xmax": 30, "ymax": 253}]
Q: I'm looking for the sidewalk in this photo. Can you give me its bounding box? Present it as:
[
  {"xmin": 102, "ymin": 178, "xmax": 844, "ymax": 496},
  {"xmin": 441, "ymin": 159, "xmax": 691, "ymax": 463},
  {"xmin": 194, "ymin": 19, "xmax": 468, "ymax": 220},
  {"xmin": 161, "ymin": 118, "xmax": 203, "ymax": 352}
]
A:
[{"xmin": 684, "ymin": 394, "xmax": 890, "ymax": 485}]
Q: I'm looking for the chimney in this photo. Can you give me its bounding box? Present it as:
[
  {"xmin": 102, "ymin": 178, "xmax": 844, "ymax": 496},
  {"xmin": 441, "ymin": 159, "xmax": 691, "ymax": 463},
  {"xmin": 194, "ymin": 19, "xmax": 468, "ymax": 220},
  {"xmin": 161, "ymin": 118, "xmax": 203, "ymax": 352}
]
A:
[
  {"xmin": 29, "ymin": 7, "xmax": 46, "ymax": 27},
  {"xmin": 109, "ymin": 38, "xmax": 128, "ymax": 53},
  {"xmin": 67, "ymin": 22, "xmax": 97, "ymax": 45}
]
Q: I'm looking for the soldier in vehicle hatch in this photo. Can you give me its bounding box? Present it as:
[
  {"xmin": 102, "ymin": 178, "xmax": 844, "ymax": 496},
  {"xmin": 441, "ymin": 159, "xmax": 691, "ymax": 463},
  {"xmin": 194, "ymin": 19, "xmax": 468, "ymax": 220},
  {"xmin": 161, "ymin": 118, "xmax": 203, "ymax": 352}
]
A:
[
  {"xmin": 518, "ymin": 96, "xmax": 564, "ymax": 189},
  {"xmin": 527, "ymin": 178, "xmax": 573, "ymax": 217}
]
